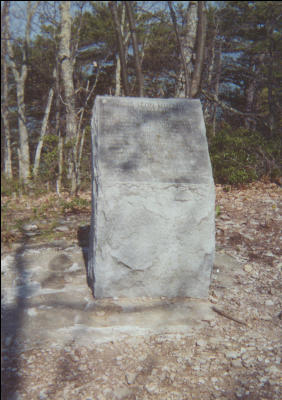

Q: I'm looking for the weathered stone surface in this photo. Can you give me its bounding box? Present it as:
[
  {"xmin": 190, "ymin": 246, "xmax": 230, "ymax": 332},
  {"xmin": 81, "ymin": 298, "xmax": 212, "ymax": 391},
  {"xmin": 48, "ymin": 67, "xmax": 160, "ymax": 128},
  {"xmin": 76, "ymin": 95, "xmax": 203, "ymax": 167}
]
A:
[{"xmin": 88, "ymin": 96, "xmax": 215, "ymax": 298}]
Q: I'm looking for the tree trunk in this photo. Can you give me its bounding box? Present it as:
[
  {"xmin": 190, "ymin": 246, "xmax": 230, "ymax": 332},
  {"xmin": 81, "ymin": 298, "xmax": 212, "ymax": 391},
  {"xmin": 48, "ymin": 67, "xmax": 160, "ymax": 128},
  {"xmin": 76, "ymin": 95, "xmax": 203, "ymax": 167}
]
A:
[
  {"xmin": 207, "ymin": 31, "xmax": 216, "ymax": 89},
  {"xmin": 245, "ymin": 78, "xmax": 256, "ymax": 130},
  {"xmin": 33, "ymin": 68, "xmax": 56, "ymax": 177},
  {"xmin": 175, "ymin": 1, "xmax": 198, "ymax": 98},
  {"xmin": 1, "ymin": 97, "xmax": 13, "ymax": 179},
  {"xmin": 245, "ymin": 54, "xmax": 265, "ymax": 130},
  {"xmin": 115, "ymin": 54, "xmax": 122, "ymax": 96},
  {"xmin": 125, "ymin": 2, "xmax": 144, "ymax": 96},
  {"xmin": 115, "ymin": 3, "xmax": 129, "ymax": 96},
  {"xmin": 6, "ymin": 1, "xmax": 38, "ymax": 183},
  {"xmin": 168, "ymin": 1, "xmax": 189, "ymax": 97},
  {"xmin": 17, "ymin": 80, "xmax": 31, "ymax": 182},
  {"xmin": 59, "ymin": 1, "xmax": 78, "ymax": 193},
  {"xmin": 57, "ymin": 133, "xmax": 64, "ymax": 196},
  {"xmin": 53, "ymin": 60, "xmax": 63, "ymax": 195},
  {"xmin": 266, "ymin": 26, "xmax": 275, "ymax": 136},
  {"xmin": 109, "ymin": 1, "xmax": 130, "ymax": 96},
  {"xmin": 211, "ymin": 40, "xmax": 222, "ymax": 136},
  {"xmin": 1, "ymin": 1, "xmax": 13, "ymax": 178},
  {"xmin": 190, "ymin": 1, "xmax": 207, "ymax": 98}
]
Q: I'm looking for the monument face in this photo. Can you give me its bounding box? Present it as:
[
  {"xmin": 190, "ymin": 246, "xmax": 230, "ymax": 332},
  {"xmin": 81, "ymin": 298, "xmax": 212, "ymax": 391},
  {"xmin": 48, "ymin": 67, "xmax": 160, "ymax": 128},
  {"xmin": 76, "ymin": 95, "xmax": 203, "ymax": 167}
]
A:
[{"xmin": 88, "ymin": 96, "xmax": 215, "ymax": 298}]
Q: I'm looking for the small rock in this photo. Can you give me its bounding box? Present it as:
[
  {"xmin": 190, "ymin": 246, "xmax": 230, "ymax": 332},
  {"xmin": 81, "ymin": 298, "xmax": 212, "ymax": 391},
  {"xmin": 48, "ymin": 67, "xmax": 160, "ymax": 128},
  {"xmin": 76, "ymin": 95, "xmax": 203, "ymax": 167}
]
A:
[
  {"xmin": 210, "ymin": 296, "xmax": 218, "ymax": 304},
  {"xmin": 68, "ymin": 263, "xmax": 81, "ymax": 272},
  {"xmin": 27, "ymin": 308, "xmax": 38, "ymax": 317},
  {"xmin": 50, "ymin": 239, "xmax": 69, "ymax": 248},
  {"xmin": 196, "ymin": 339, "xmax": 207, "ymax": 347},
  {"xmin": 266, "ymin": 365, "xmax": 280, "ymax": 375},
  {"xmin": 259, "ymin": 376, "xmax": 269, "ymax": 384},
  {"xmin": 39, "ymin": 390, "xmax": 47, "ymax": 400},
  {"xmin": 261, "ymin": 314, "xmax": 272, "ymax": 321},
  {"xmin": 265, "ymin": 299, "xmax": 274, "ymax": 306},
  {"xmin": 55, "ymin": 225, "xmax": 70, "ymax": 232},
  {"xmin": 170, "ymin": 372, "xmax": 176, "ymax": 381},
  {"xmin": 235, "ymin": 388, "xmax": 245, "ymax": 398},
  {"xmin": 225, "ymin": 351, "xmax": 239, "ymax": 359},
  {"xmin": 145, "ymin": 383, "xmax": 159, "ymax": 394},
  {"xmin": 24, "ymin": 231, "xmax": 40, "ymax": 237},
  {"xmin": 115, "ymin": 387, "xmax": 132, "ymax": 400},
  {"xmin": 231, "ymin": 359, "xmax": 242, "ymax": 368},
  {"xmin": 96, "ymin": 311, "xmax": 105, "ymax": 317},
  {"xmin": 244, "ymin": 264, "xmax": 253, "ymax": 273},
  {"xmin": 22, "ymin": 223, "xmax": 38, "ymax": 232},
  {"xmin": 242, "ymin": 358, "xmax": 255, "ymax": 368},
  {"xmin": 125, "ymin": 372, "xmax": 137, "ymax": 385}
]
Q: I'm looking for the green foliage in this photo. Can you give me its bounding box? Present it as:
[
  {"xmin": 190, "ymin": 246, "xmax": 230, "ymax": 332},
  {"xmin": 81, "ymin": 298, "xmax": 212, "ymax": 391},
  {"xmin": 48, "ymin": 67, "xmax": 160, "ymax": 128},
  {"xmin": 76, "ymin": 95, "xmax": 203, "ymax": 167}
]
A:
[
  {"xmin": 2, "ymin": 1, "xmax": 281, "ymax": 192},
  {"xmin": 1, "ymin": 175, "xmax": 26, "ymax": 196},
  {"xmin": 217, "ymin": 1, "xmax": 282, "ymax": 137},
  {"xmin": 1, "ymin": 200, "xmax": 11, "ymax": 230},
  {"xmin": 35, "ymin": 134, "xmax": 59, "ymax": 186},
  {"xmin": 59, "ymin": 197, "xmax": 91, "ymax": 214},
  {"xmin": 209, "ymin": 125, "xmax": 281, "ymax": 185}
]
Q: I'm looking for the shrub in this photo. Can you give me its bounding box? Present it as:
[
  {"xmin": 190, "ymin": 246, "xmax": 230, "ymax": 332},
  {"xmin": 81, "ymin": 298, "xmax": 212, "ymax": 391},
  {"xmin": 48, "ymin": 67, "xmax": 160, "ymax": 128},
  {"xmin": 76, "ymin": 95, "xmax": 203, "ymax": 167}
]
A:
[
  {"xmin": 209, "ymin": 125, "xmax": 281, "ymax": 185},
  {"xmin": 1, "ymin": 175, "xmax": 27, "ymax": 196},
  {"xmin": 59, "ymin": 197, "xmax": 91, "ymax": 214}
]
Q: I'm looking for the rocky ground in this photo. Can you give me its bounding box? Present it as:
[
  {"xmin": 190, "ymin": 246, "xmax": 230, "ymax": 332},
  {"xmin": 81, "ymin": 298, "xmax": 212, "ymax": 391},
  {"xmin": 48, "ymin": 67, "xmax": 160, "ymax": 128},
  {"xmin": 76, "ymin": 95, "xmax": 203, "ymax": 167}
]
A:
[{"xmin": 1, "ymin": 182, "xmax": 281, "ymax": 400}]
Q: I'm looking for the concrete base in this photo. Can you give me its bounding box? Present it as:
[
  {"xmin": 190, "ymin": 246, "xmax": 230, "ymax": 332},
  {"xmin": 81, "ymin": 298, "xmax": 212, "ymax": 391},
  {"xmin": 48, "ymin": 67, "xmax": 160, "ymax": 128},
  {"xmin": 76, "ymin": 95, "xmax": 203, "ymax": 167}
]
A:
[{"xmin": 1, "ymin": 244, "xmax": 243, "ymax": 350}]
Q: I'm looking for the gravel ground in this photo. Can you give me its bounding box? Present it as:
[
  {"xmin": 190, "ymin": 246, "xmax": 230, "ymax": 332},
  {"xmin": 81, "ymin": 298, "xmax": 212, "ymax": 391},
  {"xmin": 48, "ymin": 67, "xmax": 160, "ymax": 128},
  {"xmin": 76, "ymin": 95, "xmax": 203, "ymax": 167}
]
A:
[{"xmin": 1, "ymin": 182, "xmax": 281, "ymax": 400}]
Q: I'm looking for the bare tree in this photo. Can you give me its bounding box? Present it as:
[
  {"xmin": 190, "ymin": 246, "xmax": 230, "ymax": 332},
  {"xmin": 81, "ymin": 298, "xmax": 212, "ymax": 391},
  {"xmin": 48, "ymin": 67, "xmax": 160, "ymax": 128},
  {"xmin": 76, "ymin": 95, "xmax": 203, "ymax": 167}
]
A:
[
  {"xmin": 1, "ymin": 1, "xmax": 13, "ymax": 178},
  {"xmin": 170, "ymin": 1, "xmax": 198, "ymax": 98},
  {"xmin": 109, "ymin": 1, "xmax": 130, "ymax": 96},
  {"xmin": 6, "ymin": 1, "xmax": 39, "ymax": 183},
  {"xmin": 190, "ymin": 1, "xmax": 207, "ymax": 98},
  {"xmin": 55, "ymin": 58, "xmax": 64, "ymax": 196},
  {"xmin": 244, "ymin": 54, "xmax": 265, "ymax": 131},
  {"xmin": 59, "ymin": 1, "xmax": 78, "ymax": 193},
  {"xmin": 125, "ymin": 2, "xmax": 144, "ymax": 96},
  {"xmin": 210, "ymin": 40, "xmax": 222, "ymax": 136},
  {"xmin": 59, "ymin": 1, "xmax": 95, "ymax": 194},
  {"xmin": 168, "ymin": 1, "xmax": 189, "ymax": 96},
  {"xmin": 169, "ymin": 1, "xmax": 207, "ymax": 99},
  {"xmin": 33, "ymin": 67, "xmax": 56, "ymax": 177}
]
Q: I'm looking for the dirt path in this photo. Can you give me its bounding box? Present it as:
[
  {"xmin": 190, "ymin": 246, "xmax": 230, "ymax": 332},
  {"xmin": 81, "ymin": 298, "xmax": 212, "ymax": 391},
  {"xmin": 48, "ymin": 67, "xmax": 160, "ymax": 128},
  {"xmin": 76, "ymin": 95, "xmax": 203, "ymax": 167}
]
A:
[{"xmin": 1, "ymin": 182, "xmax": 281, "ymax": 400}]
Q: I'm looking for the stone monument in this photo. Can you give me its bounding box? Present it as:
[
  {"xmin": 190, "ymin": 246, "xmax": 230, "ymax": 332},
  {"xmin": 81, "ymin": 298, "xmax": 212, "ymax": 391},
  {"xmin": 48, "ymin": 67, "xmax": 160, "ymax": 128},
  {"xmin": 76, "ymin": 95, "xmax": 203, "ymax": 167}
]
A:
[{"xmin": 88, "ymin": 96, "xmax": 215, "ymax": 298}]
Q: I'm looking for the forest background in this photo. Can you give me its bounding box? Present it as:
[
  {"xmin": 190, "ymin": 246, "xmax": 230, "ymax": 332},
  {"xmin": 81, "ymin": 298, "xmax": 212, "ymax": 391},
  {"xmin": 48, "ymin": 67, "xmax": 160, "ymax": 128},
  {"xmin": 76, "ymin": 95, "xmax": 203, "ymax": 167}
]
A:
[{"xmin": 1, "ymin": 0, "xmax": 281, "ymax": 197}]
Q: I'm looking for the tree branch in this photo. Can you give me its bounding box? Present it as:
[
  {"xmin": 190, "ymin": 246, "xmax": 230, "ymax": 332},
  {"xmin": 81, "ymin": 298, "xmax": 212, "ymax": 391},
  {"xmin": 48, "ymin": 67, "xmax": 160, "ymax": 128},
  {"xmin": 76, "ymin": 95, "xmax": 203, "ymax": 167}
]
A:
[{"xmin": 202, "ymin": 89, "xmax": 258, "ymax": 121}]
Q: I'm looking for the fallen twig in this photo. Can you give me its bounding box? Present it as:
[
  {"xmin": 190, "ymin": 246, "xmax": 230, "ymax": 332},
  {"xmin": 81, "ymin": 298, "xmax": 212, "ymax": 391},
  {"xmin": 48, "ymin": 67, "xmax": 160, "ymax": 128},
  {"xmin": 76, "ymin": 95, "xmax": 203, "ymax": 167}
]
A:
[{"xmin": 212, "ymin": 306, "xmax": 248, "ymax": 326}]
